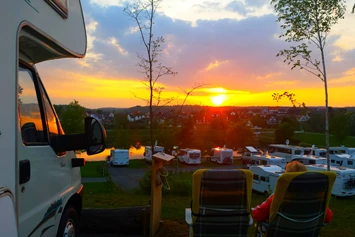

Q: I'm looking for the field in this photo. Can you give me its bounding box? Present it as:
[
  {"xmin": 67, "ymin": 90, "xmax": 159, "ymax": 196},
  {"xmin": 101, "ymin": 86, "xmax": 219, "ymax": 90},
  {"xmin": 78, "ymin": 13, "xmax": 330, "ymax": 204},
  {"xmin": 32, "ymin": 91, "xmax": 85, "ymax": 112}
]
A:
[{"xmin": 82, "ymin": 169, "xmax": 354, "ymax": 237}]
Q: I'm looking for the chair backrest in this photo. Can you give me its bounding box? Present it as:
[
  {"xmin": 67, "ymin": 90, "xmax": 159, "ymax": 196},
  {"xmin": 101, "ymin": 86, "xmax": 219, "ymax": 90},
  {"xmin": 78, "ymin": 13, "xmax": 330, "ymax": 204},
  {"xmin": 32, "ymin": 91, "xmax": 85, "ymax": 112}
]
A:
[
  {"xmin": 191, "ymin": 169, "xmax": 252, "ymax": 237},
  {"xmin": 267, "ymin": 171, "xmax": 336, "ymax": 237}
]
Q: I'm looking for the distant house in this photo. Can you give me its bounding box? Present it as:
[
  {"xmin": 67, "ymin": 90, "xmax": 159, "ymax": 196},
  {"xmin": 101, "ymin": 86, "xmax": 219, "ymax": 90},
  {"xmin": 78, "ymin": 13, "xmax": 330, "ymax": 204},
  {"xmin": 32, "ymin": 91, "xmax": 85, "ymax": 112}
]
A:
[
  {"xmin": 267, "ymin": 116, "xmax": 277, "ymax": 126},
  {"xmin": 261, "ymin": 108, "xmax": 269, "ymax": 117},
  {"xmin": 297, "ymin": 114, "xmax": 310, "ymax": 122},
  {"xmin": 268, "ymin": 106, "xmax": 279, "ymax": 114},
  {"xmin": 252, "ymin": 126, "xmax": 262, "ymax": 136}
]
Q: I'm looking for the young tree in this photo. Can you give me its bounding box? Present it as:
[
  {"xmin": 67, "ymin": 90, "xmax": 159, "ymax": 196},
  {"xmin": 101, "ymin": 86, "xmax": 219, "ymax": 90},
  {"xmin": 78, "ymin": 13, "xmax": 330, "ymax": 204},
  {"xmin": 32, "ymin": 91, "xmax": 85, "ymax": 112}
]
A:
[
  {"xmin": 124, "ymin": 0, "xmax": 177, "ymax": 156},
  {"xmin": 271, "ymin": 0, "xmax": 346, "ymax": 170},
  {"xmin": 60, "ymin": 100, "xmax": 86, "ymax": 134}
]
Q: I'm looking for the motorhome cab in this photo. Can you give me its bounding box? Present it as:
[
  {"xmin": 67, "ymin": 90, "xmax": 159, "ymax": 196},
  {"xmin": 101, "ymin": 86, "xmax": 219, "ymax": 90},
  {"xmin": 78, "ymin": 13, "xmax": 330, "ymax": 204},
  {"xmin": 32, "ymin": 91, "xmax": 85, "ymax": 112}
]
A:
[
  {"xmin": 268, "ymin": 144, "xmax": 304, "ymax": 162},
  {"xmin": 110, "ymin": 149, "xmax": 129, "ymax": 166},
  {"xmin": 306, "ymin": 165, "xmax": 355, "ymax": 197},
  {"xmin": 144, "ymin": 145, "xmax": 165, "ymax": 163},
  {"xmin": 244, "ymin": 154, "xmax": 286, "ymax": 169},
  {"xmin": 249, "ymin": 165, "xmax": 284, "ymax": 195},
  {"xmin": 210, "ymin": 147, "xmax": 233, "ymax": 165},
  {"xmin": 178, "ymin": 149, "xmax": 202, "ymax": 165},
  {"xmin": 292, "ymin": 156, "xmax": 327, "ymax": 165},
  {"xmin": 303, "ymin": 147, "xmax": 327, "ymax": 157},
  {"xmin": 1, "ymin": 1, "xmax": 107, "ymax": 236}
]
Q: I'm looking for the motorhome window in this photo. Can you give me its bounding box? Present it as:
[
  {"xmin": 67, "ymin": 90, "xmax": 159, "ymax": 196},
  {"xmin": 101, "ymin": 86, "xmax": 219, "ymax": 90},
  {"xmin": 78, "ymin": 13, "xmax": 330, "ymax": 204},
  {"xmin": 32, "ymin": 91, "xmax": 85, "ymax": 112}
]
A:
[
  {"xmin": 348, "ymin": 161, "xmax": 353, "ymax": 166},
  {"xmin": 260, "ymin": 176, "xmax": 267, "ymax": 182},
  {"xmin": 18, "ymin": 67, "xmax": 48, "ymax": 145},
  {"xmin": 189, "ymin": 153, "xmax": 200, "ymax": 159},
  {"xmin": 331, "ymin": 160, "xmax": 335, "ymax": 163},
  {"xmin": 309, "ymin": 160, "xmax": 315, "ymax": 165},
  {"xmin": 253, "ymin": 174, "xmax": 259, "ymax": 180},
  {"xmin": 336, "ymin": 161, "xmax": 341, "ymax": 164},
  {"xmin": 295, "ymin": 150, "xmax": 302, "ymax": 155}
]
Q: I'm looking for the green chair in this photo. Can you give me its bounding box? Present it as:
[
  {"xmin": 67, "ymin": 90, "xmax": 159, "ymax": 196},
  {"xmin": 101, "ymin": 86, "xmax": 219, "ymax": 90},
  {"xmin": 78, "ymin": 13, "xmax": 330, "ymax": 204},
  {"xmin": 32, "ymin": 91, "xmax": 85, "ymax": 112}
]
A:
[
  {"xmin": 185, "ymin": 169, "xmax": 253, "ymax": 237},
  {"xmin": 254, "ymin": 171, "xmax": 336, "ymax": 237}
]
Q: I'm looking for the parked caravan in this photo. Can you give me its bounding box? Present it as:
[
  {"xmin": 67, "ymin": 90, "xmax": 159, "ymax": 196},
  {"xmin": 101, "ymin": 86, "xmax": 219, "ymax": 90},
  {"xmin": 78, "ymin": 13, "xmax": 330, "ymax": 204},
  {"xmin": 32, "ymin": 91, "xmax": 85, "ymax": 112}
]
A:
[
  {"xmin": 144, "ymin": 146, "xmax": 165, "ymax": 163},
  {"xmin": 268, "ymin": 144, "xmax": 304, "ymax": 162},
  {"xmin": 292, "ymin": 156, "xmax": 328, "ymax": 165},
  {"xmin": 329, "ymin": 146, "xmax": 355, "ymax": 156},
  {"xmin": 0, "ymin": 1, "xmax": 107, "ymax": 236},
  {"xmin": 249, "ymin": 165, "xmax": 284, "ymax": 195},
  {"xmin": 303, "ymin": 147, "xmax": 327, "ymax": 157},
  {"xmin": 244, "ymin": 154, "xmax": 286, "ymax": 169},
  {"xmin": 110, "ymin": 149, "xmax": 129, "ymax": 166},
  {"xmin": 210, "ymin": 147, "xmax": 233, "ymax": 165},
  {"xmin": 242, "ymin": 146, "xmax": 261, "ymax": 159},
  {"xmin": 178, "ymin": 149, "xmax": 202, "ymax": 165},
  {"xmin": 306, "ymin": 164, "xmax": 355, "ymax": 197}
]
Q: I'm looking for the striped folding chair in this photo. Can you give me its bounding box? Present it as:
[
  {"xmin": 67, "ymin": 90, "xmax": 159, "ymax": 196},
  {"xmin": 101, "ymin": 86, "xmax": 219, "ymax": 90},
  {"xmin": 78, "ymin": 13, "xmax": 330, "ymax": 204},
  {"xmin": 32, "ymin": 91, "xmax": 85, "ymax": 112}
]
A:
[
  {"xmin": 255, "ymin": 171, "xmax": 336, "ymax": 237},
  {"xmin": 185, "ymin": 169, "xmax": 253, "ymax": 237}
]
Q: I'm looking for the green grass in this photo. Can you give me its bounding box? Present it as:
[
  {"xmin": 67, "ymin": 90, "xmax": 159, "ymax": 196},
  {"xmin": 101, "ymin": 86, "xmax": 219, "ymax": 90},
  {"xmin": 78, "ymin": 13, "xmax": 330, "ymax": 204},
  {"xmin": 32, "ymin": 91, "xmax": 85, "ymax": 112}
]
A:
[
  {"xmin": 80, "ymin": 161, "xmax": 108, "ymax": 177},
  {"xmin": 294, "ymin": 133, "xmax": 355, "ymax": 147},
  {"xmin": 128, "ymin": 159, "xmax": 149, "ymax": 169}
]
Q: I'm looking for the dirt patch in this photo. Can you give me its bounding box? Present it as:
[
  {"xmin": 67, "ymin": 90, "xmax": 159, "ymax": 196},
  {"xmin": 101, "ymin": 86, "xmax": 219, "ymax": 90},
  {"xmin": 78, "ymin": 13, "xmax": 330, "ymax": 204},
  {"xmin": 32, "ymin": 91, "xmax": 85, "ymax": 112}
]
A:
[{"xmin": 154, "ymin": 220, "xmax": 189, "ymax": 237}]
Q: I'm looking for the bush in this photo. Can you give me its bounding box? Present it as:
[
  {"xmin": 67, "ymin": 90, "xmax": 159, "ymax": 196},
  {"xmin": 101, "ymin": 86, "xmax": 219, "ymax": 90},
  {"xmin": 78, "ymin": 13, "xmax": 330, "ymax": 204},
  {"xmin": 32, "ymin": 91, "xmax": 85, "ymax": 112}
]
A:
[{"xmin": 138, "ymin": 170, "xmax": 192, "ymax": 196}]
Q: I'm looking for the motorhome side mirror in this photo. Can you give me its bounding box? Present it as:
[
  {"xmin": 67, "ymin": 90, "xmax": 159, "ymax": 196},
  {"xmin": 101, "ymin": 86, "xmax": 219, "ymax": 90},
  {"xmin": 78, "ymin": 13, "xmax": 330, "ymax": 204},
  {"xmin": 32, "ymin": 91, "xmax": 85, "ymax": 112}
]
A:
[{"xmin": 85, "ymin": 117, "xmax": 107, "ymax": 155}]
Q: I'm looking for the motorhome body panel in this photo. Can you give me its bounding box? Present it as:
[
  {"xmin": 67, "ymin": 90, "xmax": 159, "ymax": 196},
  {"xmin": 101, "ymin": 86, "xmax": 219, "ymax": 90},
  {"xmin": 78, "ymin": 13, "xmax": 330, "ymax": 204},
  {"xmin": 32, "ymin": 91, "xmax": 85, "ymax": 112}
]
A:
[{"xmin": 111, "ymin": 149, "xmax": 129, "ymax": 166}]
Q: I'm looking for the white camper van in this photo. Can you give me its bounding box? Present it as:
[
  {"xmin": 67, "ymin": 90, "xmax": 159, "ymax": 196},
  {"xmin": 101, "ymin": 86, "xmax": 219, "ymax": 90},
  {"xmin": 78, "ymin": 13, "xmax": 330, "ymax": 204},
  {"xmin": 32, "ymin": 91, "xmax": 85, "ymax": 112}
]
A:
[
  {"xmin": 178, "ymin": 149, "xmax": 202, "ymax": 165},
  {"xmin": 306, "ymin": 164, "xmax": 355, "ymax": 197},
  {"xmin": 329, "ymin": 154, "xmax": 355, "ymax": 169},
  {"xmin": 210, "ymin": 147, "xmax": 233, "ymax": 165},
  {"xmin": 244, "ymin": 154, "xmax": 286, "ymax": 169},
  {"xmin": 292, "ymin": 156, "xmax": 328, "ymax": 165},
  {"xmin": 144, "ymin": 145, "xmax": 165, "ymax": 163},
  {"xmin": 1, "ymin": 1, "xmax": 107, "ymax": 236},
  {"xmin": 268, "ymin": 144, "xmax": 304, "ymax": 162},
  {"xmin": 110, "ymin": 149, "xmax": 129, "ymax": 166},
  {"xmin": 249, "ymin": 165, "xmax": 284, "ymax": 195}
]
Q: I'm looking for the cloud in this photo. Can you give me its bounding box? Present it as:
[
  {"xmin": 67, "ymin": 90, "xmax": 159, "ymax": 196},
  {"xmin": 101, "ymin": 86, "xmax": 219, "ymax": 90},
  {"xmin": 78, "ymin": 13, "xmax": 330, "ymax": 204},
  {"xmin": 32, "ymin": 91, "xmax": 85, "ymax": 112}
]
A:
[
  {"xmin": 332, "ymin": 55, "xmax": 343, "ymax": 62},
  {"xmin": 107, "ymin": 37, "xmax": 128, "ymax": 55},
  {"xmin": 257, "ymin": 72, "xmax": 283, "ymax": 80},
  {"xmin": 329, "ymin": 68, "xmax": 355, "ymax": 84},
  {"xmin": 204, "ymin": 60, "xmax": 229, "ymax": 71}
]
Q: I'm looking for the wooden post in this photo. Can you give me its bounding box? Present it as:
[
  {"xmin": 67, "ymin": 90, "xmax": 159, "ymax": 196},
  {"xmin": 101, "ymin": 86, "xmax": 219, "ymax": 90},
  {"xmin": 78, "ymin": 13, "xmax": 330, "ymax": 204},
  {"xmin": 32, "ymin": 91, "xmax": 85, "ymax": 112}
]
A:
[{"xmin": 149, "ymin": 153, "xmax": 174, "ymax": 237}]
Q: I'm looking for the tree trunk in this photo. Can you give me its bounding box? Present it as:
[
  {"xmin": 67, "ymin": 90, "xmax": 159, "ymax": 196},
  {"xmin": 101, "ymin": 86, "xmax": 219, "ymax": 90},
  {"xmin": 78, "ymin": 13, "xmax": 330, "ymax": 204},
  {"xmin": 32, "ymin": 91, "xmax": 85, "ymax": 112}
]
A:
[{"xmin": 320, "ymin": 46, "xmax": 330, "ymax": 171}]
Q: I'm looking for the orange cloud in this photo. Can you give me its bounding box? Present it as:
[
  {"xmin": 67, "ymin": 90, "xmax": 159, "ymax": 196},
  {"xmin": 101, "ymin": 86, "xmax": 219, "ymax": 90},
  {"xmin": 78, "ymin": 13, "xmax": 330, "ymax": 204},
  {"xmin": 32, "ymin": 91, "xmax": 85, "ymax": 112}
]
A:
[{"xmin": 204, "ymin": 60, "xmax": 229, "ymax": 71}]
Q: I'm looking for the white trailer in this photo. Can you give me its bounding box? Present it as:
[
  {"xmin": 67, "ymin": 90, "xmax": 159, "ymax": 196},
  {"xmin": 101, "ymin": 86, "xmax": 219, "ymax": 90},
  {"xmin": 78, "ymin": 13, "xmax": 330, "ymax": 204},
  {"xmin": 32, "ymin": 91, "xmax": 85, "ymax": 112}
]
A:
[
  {"xmin": 329, "ymin": 154, "xmax": 355, "ymax": 169},
  {"xmin": 210, "ymin": 147, "xmax": 233, "ymax": 165},
  {"xmin": 0, "ymin": 1, "xmax": 107, "ymax": 236},
  {"xmin": 144, "ymin": 146, "xmax": 165, "ymax": 163},
  {"xmin": 306, "ymin": 164, "xmax": 355, "ymax": 197},
  {"xmin": 249, "ymin": 165, "xmax": 284, "ymax": 195},
  {"xmin": 178, "ymin": 149, "xmax": 202, "ymax": 165},
  {"xmin": 110, "ymin": 149, "xmax": 129, "ymax": 166}
]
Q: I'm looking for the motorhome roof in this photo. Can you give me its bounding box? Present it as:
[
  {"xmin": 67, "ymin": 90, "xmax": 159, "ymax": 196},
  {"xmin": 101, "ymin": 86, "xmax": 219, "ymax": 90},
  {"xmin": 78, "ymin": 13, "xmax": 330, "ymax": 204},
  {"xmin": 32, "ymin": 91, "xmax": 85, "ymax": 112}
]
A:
[
  {"xmin": 269, "ymin": 144, "xmax": 303, "ymax": 149},
  {"xmin": 252, "ymin": 165, "xmax": 284, "ymax": 173},
  {"xmin": 293, "ymin": 155, "xmax": 327, "ymax": 161},
  {"xmin": 308, "ymin": 164, "xmax": 355, "ymax": 173},
  {"xmin": 253, "ymin": 154, "xmax": 285, "ymax": 160},
  {"xmin": 213, "ymin": 147, "xmax": 233, "ymax": 151},
  {"xmin": 245, "ymin": 146, "xmax": 258, "ymax": 153},
  {"xmin": 182, "ymin": 148, "xmax": 200, "ymax": 152}
]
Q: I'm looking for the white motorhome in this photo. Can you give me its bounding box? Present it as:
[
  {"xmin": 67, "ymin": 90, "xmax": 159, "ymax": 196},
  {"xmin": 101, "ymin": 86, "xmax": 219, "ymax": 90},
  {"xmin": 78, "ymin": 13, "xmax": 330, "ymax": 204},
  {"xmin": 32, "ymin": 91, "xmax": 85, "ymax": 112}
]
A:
[
  {"xmin": 144, "ymin": 145, "xmax": 165, "ymax": 163},
  {"xmin": 329, "ymin": 146, "xmax": 355, "ymax": 156},
  {"xmin": 242, "ymin": 146, "xmax": 260, "ymax": 159},
  {"xmin": 306, "ymin": 164, "xmax": 355, "ymax": 197},
  {"xmin": 244, "ymin": 154, "xmax": 286, "ymax": 169},
  {"xmin": 1, "ymin": 1, "xmax": 107, "ymax": 236},
  {"xmin": 178, "ymin": 149, "xmax": 202, "ymax": 165},
  {"xmin": 268, "ymin": 144, "xmax": 304, "ymax": 162},
  {"xmin": 110, "ymin": 149, "xmax": 129, "ymax": 166},
  {"xmin": 292, "ymin": 156, "xmax": 328, "ymax": 165},
  {"xmin": 329, "ymin": 154, "xmax": 355, "ymax": 169},
  {"xmin": 249, "ymin": 165, "xmax": 284, "ymax": 195},
  {"xmin": 210, "ymin": 147, "xmax": 233, "ymax": 165},
  {"xmin": 303, "ymin": 147, "xmax": 327, "ymax": 157}
]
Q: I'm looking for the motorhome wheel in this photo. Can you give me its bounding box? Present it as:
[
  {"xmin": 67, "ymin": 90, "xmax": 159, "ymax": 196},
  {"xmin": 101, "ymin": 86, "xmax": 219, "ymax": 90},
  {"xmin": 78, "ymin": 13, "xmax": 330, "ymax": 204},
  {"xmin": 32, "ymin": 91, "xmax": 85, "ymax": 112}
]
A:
[{"xmin": 57, "ymin": 206, "xmax": 79, "ymax": 237}]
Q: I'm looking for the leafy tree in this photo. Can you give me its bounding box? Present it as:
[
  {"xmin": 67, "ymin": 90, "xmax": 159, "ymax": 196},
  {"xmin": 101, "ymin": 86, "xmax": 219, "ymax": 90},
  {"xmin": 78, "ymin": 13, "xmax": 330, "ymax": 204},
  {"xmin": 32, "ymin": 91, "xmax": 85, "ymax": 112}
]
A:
[
  {"xmin": 330, "ymin": 111, "xmax": 351, "ymax": 145},
  {"xmin": 281, "ymin": 116, "xmax": 299, "ymax": 130},
  {"xmin": 60, "ymin": 100, "xmax": 86, "ymax": 134},
  {"xmin": 274, "ymin": 122, "xmax": 295, "ymax": 144},
  {"xmin": 114, "ymin": 113, "xmax": 129, "ymax": 129},
  {"xmin": 96, "ymin": 109, "xmax": 103, "ymax": 114},
  {"xmin": 271, "ymin": 0, "xmax": 346, "ymax": 170},
  {"xmin": 250, "ymin": 116, "xmax": 267, "ymax": 128},
  {"xmin": 209, "ymin": 116, "xmax": 228, "ymax": 130},
  {"xmin": 226, "ymin": 122, "xmax": 253, "ymax": 150},
  {"xmin": 124, "ymin": 0, "xmax": 177, "ymax": 155}
]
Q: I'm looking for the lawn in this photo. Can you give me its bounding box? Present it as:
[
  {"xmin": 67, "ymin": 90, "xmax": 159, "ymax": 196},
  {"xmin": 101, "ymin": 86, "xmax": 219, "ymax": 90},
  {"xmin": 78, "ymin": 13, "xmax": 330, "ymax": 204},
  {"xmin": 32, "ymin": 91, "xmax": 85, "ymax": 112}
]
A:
[
  {"xmin": 83, "ymin": 173, "xmax": 354, "ymax": 237},
  {"xmin": 80, "ymin": 161, "xmax": 108, "ymax": 177}
]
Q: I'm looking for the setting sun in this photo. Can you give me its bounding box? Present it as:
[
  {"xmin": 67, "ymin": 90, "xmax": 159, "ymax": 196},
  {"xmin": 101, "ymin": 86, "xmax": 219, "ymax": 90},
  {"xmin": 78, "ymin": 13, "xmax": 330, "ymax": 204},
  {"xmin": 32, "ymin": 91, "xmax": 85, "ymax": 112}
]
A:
[{"xmin": 211, "ymin": 94, "xmax": 227, "ymax": 106}]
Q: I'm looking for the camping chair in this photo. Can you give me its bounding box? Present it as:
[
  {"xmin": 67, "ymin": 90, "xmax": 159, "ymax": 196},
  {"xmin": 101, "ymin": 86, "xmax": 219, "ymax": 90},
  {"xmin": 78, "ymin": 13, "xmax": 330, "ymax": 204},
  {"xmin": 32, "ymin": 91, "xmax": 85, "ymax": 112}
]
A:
[
  {"xmin": 185, "ymin": 169, "xmax": 253, "ymax": 237},
  {"xmin": 254, "ymin": 171, "xmax": 336, "ymax": 237}
]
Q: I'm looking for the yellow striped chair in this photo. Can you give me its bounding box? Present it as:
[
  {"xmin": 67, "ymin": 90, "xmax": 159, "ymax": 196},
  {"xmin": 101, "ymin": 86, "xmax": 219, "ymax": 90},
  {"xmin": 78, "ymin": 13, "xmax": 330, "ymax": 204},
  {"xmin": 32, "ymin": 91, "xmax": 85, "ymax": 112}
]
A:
[
  {"xmin": 255, "ymin": 171, "xmax": 336, "ymax": 237},
  {"xmin": 185, "ymin": 169, "xmax": 253, "ymax": 237}
]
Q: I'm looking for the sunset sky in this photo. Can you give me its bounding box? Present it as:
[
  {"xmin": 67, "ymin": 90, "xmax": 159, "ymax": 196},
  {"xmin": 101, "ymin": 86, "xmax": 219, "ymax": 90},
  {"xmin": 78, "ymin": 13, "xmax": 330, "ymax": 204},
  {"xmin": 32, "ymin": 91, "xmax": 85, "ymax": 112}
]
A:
[{"xmin": 37, "ymin": 0, "xmax": 355, "ymax": 109}]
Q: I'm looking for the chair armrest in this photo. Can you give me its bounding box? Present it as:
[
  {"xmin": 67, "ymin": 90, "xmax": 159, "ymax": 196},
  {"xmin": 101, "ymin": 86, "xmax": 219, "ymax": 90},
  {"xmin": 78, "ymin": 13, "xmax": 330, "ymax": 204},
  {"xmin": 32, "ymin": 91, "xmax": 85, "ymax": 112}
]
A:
[{"xmin": 185, "ymin": 208, "xmax": 192, "ymax": 226}]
